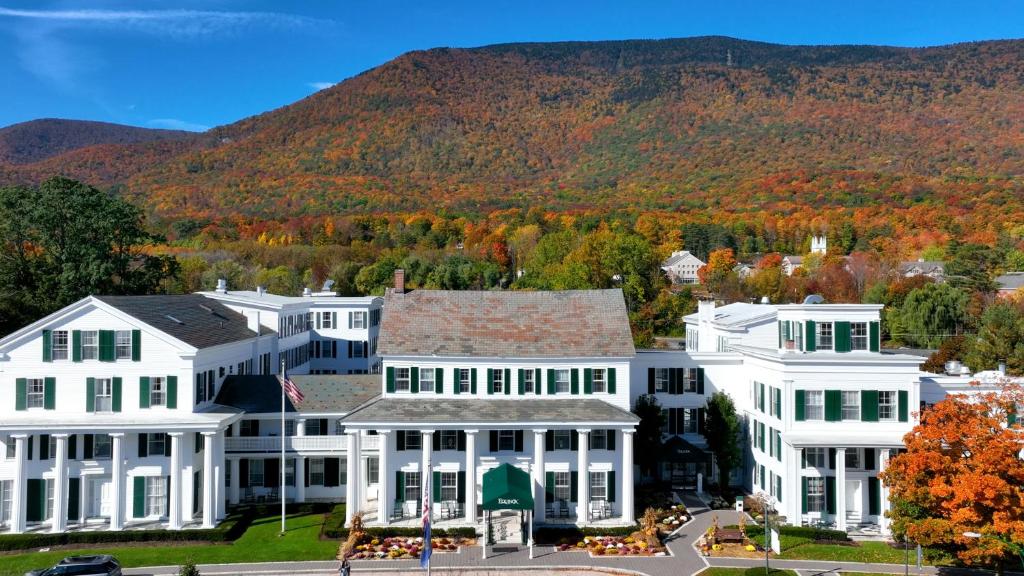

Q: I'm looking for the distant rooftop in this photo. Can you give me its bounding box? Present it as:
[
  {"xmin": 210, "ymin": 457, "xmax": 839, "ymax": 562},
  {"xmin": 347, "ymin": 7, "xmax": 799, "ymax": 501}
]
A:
[
  {"xmin": 684, "ymin": 302, "xmax": 775, "ymax": 327},
  {"xmin": 214, "ymin": 374, "xmax": 380, "ymax": 414},
  {"xmin": 996, "ymin": 272, "xmax": 1024, "ymax": 291}
]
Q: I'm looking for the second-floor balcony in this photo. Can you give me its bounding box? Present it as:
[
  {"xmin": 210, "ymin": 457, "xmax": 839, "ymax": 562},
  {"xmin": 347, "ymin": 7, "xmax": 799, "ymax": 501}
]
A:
[{"xmin": 225, "ymin": 434, "xmax": 379, "ymax": 454}]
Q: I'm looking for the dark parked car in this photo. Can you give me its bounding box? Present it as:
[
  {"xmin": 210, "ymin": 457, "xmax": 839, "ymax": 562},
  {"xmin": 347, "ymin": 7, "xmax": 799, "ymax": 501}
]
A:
[{"xmin": 25, "ymin": 555, "xmax": 122, "ymax": 576}]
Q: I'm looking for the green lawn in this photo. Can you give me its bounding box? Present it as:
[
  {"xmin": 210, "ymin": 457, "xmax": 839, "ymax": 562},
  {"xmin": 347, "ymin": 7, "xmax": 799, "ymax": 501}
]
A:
[
  {"xmin": 0, "ymin": 512, "xmax": 340, "ymax": 576},
  {"xmin": 701, "ymin": 568, "xmax": 797, "ymax": 576},
  {"xmin": 778, "ymin": 541, "xmax": 954, "ymax": 566}
]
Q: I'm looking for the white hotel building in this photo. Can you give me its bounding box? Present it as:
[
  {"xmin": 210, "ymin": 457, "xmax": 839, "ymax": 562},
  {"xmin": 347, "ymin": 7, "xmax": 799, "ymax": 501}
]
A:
[{"xmin": 0, "ymin": 271, "xmax": 977, "ymax": 537}]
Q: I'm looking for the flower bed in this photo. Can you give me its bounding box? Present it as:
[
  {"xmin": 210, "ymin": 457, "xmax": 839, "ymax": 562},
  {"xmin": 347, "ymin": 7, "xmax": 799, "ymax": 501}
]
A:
[
  {"xmin": 555, "ymin": 535, "xmax": 667, "ymax": 557},
  {"xmin": 347, "ymin": 535, "xmax": 471, "ymax": 560},
  {"xmin": 656, "ymin": 504, "xmax": 691, "ymax": 533}
]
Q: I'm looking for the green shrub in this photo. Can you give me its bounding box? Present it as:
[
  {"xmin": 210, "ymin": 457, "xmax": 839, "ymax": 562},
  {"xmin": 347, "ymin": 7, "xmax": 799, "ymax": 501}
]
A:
[
  {"xmin": 320, "ymin": 503, "xmax": 347, "ymax": 539},
  {"xmin": 324, "ymin": 522, "xmax": 477, "ymax": 540},
  {"xmin": 533, "ymin": 525, "xmax": 637, "ymax": 544},
  {"xmin": 179, "ymin": 557, "xmax": 200, "ymax": 576},
  {"xmin": 739, "ymin": 524, "xmax": 849, "ymax": 552}
]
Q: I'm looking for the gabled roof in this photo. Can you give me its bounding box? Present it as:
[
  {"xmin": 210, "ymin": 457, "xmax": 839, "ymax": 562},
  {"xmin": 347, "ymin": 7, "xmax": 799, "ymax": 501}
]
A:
[
  {"xmin": 377, "ymin": 289, "xmax": 635, "ymax": 358},
  {"xmin": 340, "ymin": 398, "xmax": 640, "ymax": 426},
  {"xmin": 661, "ymin": 250, "xmax": 704, "ymax": 268},
  {"xmin": 996, "ymin": 272, "xmax": 1024, "ymax": 291},
  {"xmin": 96, "ymin": 294, "xmax": 271, "ymax": 350},
  {"xmin": 899, "ymin": 260, "xmax": 945, "ymax": 273},
  {"xmin": 214, "ymin": 374, "xmax": 380, "ymax": 414},
  {"xmin": 684, "ymin": 302, "xmax": 776, "ymax": 328}
]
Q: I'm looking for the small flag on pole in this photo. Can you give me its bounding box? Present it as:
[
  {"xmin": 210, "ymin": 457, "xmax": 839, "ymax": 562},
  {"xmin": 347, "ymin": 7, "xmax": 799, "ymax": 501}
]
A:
[
  {"xmin": 420, "ymin": 471, "xmax": 432, "ymax": 570},
  {"xmin": 277, "ymin": 370, "xmax": 304, "ymax": 405}
]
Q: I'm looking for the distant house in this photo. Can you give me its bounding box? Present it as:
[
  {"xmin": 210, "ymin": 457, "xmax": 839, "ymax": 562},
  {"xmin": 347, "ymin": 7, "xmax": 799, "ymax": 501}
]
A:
[
  {"xmin": 661, "ymin": 250, "xmax": 705, "ymax": 285},
  {"xmin": 734, "ymin": 263, "xmax": 754, "ymax": 279},
  {"xmin": 996, "ymin": 272, "xmax": 1024, "ymax": 298},
  {"xmin": 781, "ymin": 255, "xmax": 803, "ymax": 277},
  {"xmin": 899, "ymin": 260, "xmax": 945, "ymax": 281}
]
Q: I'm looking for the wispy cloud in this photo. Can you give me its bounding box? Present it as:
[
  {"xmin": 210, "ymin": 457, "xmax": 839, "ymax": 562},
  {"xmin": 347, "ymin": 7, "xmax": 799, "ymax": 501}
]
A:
[
  {"xmin": 307, "ymin": 81, "xmax": 336, "ymax": 91},
  {"xmin": 148, "ymin": 118, "xmax": 210, "ymax": 132}
]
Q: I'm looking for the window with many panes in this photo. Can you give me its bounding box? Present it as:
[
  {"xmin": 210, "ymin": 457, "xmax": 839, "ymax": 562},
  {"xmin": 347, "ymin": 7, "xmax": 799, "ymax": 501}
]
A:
[
  {"xmin": 655, "ymin": 368, "xmax": 669, "ymax": 392},
  {"xmin": 404, "ymin": 472, "xmax": 420, "ymax": 502},
  {"xmin": 841, "ymin": 390, "xmax": 860, "ymax": 420},
  {"xmin": 879, "ymin": 390, "xmax": 897, "ymax": 421},
  {"xmin": 851, "ymin": 322, "xmax": 868, "ymax": 351},
  {"xmin": 405, "ymin": 431, "xmax": 422, "ymax": 450},
  {"xmin": 395, "ymin": 368, "xmax": 411, "ymax": 392},
  {"xmin": 367, "ymin": 457, "xmax": 379, "ymax": 484},
  {"xmin": 148, "ymin": 433, "xmax": 166, "ymax": 456},
  {"xmin": 497, "ymin": 430, "xmax": 515, "ymax": 451},
  {"xmin": 94, "ymin": 378, "xmax": 113, "ymax": 412},
  {"xmin": 249, "ymin": 459, "xmax": 264, "ymax": 486},
  {"xmin": 805, "ymin": 390, "xmax": 824, "ymax": 420},
  {"xmin": 52, "ymin": 331, "xmax": 69, "ymax": 361},
  {"xmin": 685, "ymin": 369, "xmax": 699, "ymax": 392},
  {"xmin": 845, "ymin": 448, "xmax": 860, "ymax": 469},
  {"xmin": 47, "ymin": 435, "xmax": 56, "ymax": 460},
  {"xmin": 150, "ymin": 377, "xmax": 165, "ymax": 406},
  {"xmin": 524, "ymin": 370, "xmax": 535, "ymax": 393},
  {"xmin": 590, "ymin": 472, "xmax": 607, "ymax": 501},
  {"xmin": 440, "ymin": 430, "xmax": 458, "ymax": 451},
  {"xmin": 816, "ymin": 322, "xmax": 833, "ymax": 350},
  {"xmin": 352, "ymin": 312, "xmax": 367, "ymax": 329},
  {"xmin": 459, "ymin": 369, "xmax": 471, "ymax": 393},
  {"xmin": 807, "ymin": 477, "xmax": 825, "ymax": 512},
  {"xmin": 441, "ymin": 472, "xmax": 458, "ymax": 502},
  {"xmin": 45, "ymin": 479, "xmax": 55, "ymax": 520},
  {"xmin": 26, "ymin": 379, "xmax": 45, "ymax": 408},
  {"xmin": 93, "ymin": 434, "xmax": 111, "ymax": 459},
  {"xmin": 5, "ymin": 437, "xmax": 14, "ymax": 459},
  {"xmin": 320, "ymin": 312, "xmax": 333, "ymax": 329},
  {"xmin": 420, "ymin": 368, "xmax": 435, "ymax": 393},
  {"xmin": 804, "ymin": 448, "xmax": 826, "ymax": 468},
  {"xmin": 146, "ymin": 476, "xmax": 166, "ymax": 516},
  {"xmin": 353, "ymin": 341, "xmax": 365, "ymax": 357},
  {"xmin": 310, "ymin": 458, "xmax": 325, "ymax": 485},
  {"xmin": 492, "ymin": 369, "xmax": 504, "ymax": 393},
  {"xmin": 0, "ymin": 480, "xmax": 10, "ymax": 525},
  {"xmin": 592, "ymin": 369, "xmax": 606, "ymax": 393},
  {"xmin": 555, "ymin": 369, "xmax": 570, "ymax": 393},
  {"xmin": 684, "ymin": 409, "xmax": 699, "ymax": 434},
  {"xmin": 554, "ymin": 472, "xmax": 571, "ymax": 502},
  {"xmin": 115, "ymin": 330, "xmax": 132, "ymax": 359},
  {"xmin": 590, "ymin": 430, "xmax": 608, "ymax": 450},
  {"xmin": 553, "ymin": 430, "xmax": 572, "ymax": 450},
  {"xmin": 82, "ymin": 331, "xmax": 98, "ymax": 360}
]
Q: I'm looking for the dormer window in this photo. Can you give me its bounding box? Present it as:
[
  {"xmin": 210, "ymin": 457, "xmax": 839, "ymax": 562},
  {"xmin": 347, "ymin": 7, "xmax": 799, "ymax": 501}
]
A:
[
  {"xmin": 394, "ymin": 368, "xmax": 411, "ymax": 392},
  {"xmin": 851, "ymin": 322, "xmax": 868, "ymax": 351}
]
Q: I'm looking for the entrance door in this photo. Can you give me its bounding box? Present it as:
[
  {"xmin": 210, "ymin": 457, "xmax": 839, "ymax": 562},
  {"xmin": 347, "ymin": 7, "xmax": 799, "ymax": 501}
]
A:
[
  {"xmin": 490, "ymin": 511, "xmax": 522, "ymax": 545},
  {"xmin": 845, "ymin": 480, "xmax": 861, "ymax": 523},
  {"xmin": 90, "ymin": 477, "xmax": 112, "ymax": 518}
]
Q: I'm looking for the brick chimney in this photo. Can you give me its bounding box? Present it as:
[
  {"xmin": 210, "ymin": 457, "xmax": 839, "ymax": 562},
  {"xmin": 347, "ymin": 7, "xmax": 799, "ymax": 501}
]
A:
[{"xmin": 394, "ymin": 268, "xmax": 405, "ymax": 294}]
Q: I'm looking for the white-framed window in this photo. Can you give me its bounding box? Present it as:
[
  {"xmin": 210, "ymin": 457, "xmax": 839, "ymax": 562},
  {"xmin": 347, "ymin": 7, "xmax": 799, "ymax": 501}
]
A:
[
  {"xmin": 82, "ymin": 331, "xmax": 99, "ymax": 360},
  {"xmin": 320, "ymin": 312, "xmax": 333, "ymax": 329},
  {"xmin": 440, "ymin": 472, "xmax": 458, "ymax": 502},
  {"xmin": 395, "ymin": 368, "xmax": 411, "ymax": 392},
  {"xmin": 492, "ymin": 369, "xmax": 504, "ymax": 393},
  {"xmin": 0, "ymin": 480, "xmax": 11, "ymax": 525},
  {"xmin": 553, "ymin": 430, "xmax": 572, "ymax": 450},
  {"xmin": 590, "ymin": 472, "xmax": 608, "ymax": 501},
  {"xmin": 683, "ymin": 409, "xmax": 699, "ymax": 434},
  {"xmin": 851, "ymin": 322, "xmax": 868, "ymax": 351},
  {"xmin": 404, "ymin": 472, "xmax": 420, "ymax": 502},
  {"xmin": 93, "ymin": 434, "xmax": 112, "ymax": 459},
  {"xmin": 306, "ymin": 312, "xmax": 313, "ymax": 330},
  {"xmin": 795, "ymin": 322, "xmax": 804, "ymax": 350},
  {"xmin": 305, "ymin": 419, "xmax": 322, "ymax": 436},
  {"xmin": 845, "ymin": 448, "xmax": 860, "ymax": 469},
  {"xmin": 285, "ymin": 459, "xmax": 295, "ymax": 487},
  {"xmin": 554, "ymin": 472, "xmax": 571, "ymax": 502},
  {"xmin": 249, "ymin": 459, "xmax": 265, "ymax": 486},
  {"xmin": 685, "ymin": 369, "xmax": 699, "ymax": 393},
  {"xmin": 805, "ymin": 390, "xmax": 824, "ymax": 421},
  {"xmin": 592, "ymin": 369, "xmax": 607, "ymax": 393},
  {"xmin": 769, "ymin": 387, "xmax": 779, "ymax": 417},
  {"xmin": 440, "ymin": 430, "xmax": 458, "ymax": 451},
  {"xmin": 94, "ymin": 378, "xmax": 113, "ymax": 413},
  {"xmin": 47, "ymin": 435, "xmax": 56, "ymax": 460},
  {"xmin": 804, "ymin": 448, "xmax": 826, "ymax": 468},
  {"xmin": 310, "ymin": 458, "xmax": 325, "ymax": 486},
  {"xmin": 52, "ymin": 331, "xmax": 69, "ymax": 361},
  {"xmin": 459, "ymin": 369, "xmax": 471, "ymax": 393},
  {"xmin": 5, "ymin": 437, "xmax": 14, "ymax": 459},
  {"xmin": 497, "ymin": 430, "xmax": 515, "ymax": 451},
  {"xmin": 655, "ymin": 368, "xmax": 669, "ymax": 393},
  {"xmin": 26, "ymin": 379, "xmax": 45, "ymax": 409},
  {"xmin": 149, "ymin": 377, "xmax": 166, "ymax": 407},
  {"xmin": 841, "ymin": 390, "xmax": 860, "ymax": 420},
  {"xmin": 115, "ymin": 330, "xmax": 132, "ymax": 359},
  {"xmin": 404, "ymin": 431, "xmax": 422, "ymax": 451},
  {"xmin": 45, "ymin": 479, "xmax": 54, "ymax": 520},
  {"xmin": 590, "ymin": 429, "xmax": 608, "ymax": 450},
  {"xmin": 555, "ymin": 369, "xmax": 570, "ymax": 393},
  {"xmin": 420, "ymin": 368, "xmax": 435, "ymax": 393},
  {"xmin": 141, "ymin": 476, "xmax": 164, "ymax": 517},
  {"xmin": 367, "ymin": 457, "xmax": 379, "ymax": 484},
  {"xmin": 353, "ymin": 341, "xmax": 365, "ymax": 357},
  {"xmin": 352, "ymin": 311, "xmax": 367, "ymax": 329},
  {"xmin": 148, "ymin": 433, "xmax": 167, "ymax": 456},
  {"xmin": 807, "ymin": 477, "xmax": 825, "ymax": 513},
  {"xmin": 816, "ymin": 322, "xmax": 833, "ymax": 350},
  {"xmin": 524, "ymin": 370, "xmax": 535, "ymax": 394},
  {"xmin": 753, "ymin": 463, "xmax": 761, "ymax": 485},
  {"xmin": 879, "ymin": 390, "xmax": 897, "ymax": 421}
]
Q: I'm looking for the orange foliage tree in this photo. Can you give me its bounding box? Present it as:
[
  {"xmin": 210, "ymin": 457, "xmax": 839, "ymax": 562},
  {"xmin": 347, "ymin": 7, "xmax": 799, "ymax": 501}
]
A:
[
  {"xmin": 697, "ymin": 248, "xmax": 738, "ymax": 294},
  {"xmin": 881, "ymin": 383, "xmax": 1024, "ymax": 570}
]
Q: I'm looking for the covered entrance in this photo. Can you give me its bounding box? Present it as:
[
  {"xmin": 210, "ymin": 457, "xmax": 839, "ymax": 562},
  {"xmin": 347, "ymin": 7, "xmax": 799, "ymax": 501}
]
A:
[
  {"xmin": 481, "ymin": 463, "xmax": 535, "ymax": 559},
  {"xmin": 661, "ymin": 436, "xmax": 713, "ymax": 490}
]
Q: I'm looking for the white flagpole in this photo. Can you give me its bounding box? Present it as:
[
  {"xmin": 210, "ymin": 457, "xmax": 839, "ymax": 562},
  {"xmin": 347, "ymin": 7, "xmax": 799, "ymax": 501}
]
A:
[{"xmin": 280, "ymin": 357, "xmax": 287, "ymax": 535}]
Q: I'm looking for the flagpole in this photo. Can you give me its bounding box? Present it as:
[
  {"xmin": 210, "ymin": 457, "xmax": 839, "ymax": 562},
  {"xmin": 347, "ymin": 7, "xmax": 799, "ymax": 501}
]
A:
[{"xmin": 280, "ymin": 357, "xmax": 287, "ymax": 535}]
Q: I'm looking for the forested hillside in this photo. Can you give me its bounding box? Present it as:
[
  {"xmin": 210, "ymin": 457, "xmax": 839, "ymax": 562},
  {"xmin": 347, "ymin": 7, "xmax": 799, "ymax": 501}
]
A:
[{"xmin": 0, "ymin": 119, "xmax": 197, "ymax": 165}]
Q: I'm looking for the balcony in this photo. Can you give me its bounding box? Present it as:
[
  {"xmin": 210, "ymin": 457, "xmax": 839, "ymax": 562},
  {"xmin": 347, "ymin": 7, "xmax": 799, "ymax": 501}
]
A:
[{"xmin": 225, "ymin": 434, "xmax": 379, "ymax": 454}]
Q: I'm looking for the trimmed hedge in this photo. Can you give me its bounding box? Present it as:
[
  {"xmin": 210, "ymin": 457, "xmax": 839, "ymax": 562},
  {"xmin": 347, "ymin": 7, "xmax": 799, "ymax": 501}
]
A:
[
  {"xmin": 321, "ymin": 504, "xmax": 476, "ymax": 539},
  {"xmin": 736, "ymin": 524, "xmax": 850, "ymax": 552},
  {"xmin": 534, "ymin": 525, "xmax": 638, "ymax": 544}
]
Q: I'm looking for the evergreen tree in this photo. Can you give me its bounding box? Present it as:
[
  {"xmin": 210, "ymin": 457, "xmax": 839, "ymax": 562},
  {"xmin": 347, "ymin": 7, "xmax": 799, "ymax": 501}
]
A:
[
  {"xmin": 964, "ymin": 301, "xmax": 1024, "ymax": 375},
  {"xmin": 703, "ymin": 392, "xmax": 741, "ymax": 489},
  {"xmin": 632, "ymin": 395, "xmax": 666, "ymax": 482},
  {"xmin": 893, "ymin": 283, "xmax": 969, "ymax": 348}
]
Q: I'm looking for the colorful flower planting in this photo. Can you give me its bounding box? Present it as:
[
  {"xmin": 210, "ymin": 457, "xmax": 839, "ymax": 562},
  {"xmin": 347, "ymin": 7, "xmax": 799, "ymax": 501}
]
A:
[
  {"xmin": 656, "ymin": 504, "xmax": 691, "ymax": 532},
  {"xmin": 345, "ymin": 536, "xmax": 470, "ymax": 560},
  {"xmin": 555, "ymin": 535, "xmax": 667, "ymax": 556}
]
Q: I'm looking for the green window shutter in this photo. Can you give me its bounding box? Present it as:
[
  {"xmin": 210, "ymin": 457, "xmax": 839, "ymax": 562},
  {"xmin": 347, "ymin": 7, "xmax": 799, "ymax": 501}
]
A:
[
  {"xmin": 15, "ymin": 378, "xmax": 26, "ymax": 411},
  {"xmin": 72, "ymin": 331, "xmax": 82, "ymax": 362},
  {"xmin": 489, "ymin": 431, "xmax": 498, "ymax": 452},
  {"xmin": 457, "ymin": 431, "xmax": 466, "ymax": 451},
  {"xmin": 648, "ymin": 367, "xmax": 655, "ymax": 395},
  {"xmin": 776, "ymin": 431, "xmax": 782, "ymax": 461},
  {"xmin": 239, "ymin": 459, "xmax": 249, "ymax": 488},
  {"xmin": 436, "ymin": 368, "xmax": 444, "ymax": 394},
  {"xmin": 547, "ymin": 369, "xmax": 555, "ymax": 395},
  {"xmin": 869, "ymin": 321, "xmax": 880, "ymax": 352},
  {"xmin": 411, "ymin": 367, "xmax": 420, "ymax": 394},
  {"xmin": 864, "ymin": 448, "xmax": 876, "ymax": 471},
  {"xmin": 571, "ymin": 430, "xmax": 578, "ymax": 451},
  {"xmin": 759, "ymin": 382, "xmax": 765, "ymax": 412},
  {"xmin": 608, "ymin": 470, "xmax": 616, "ymax": 503},
  {"xmin": 778, "ymin": 321, "xmax": 783, "ymax": 348},
  {"xmin": 696, "ymin": 368, "xmax": 705, "ymax": 394},
  {"xmin": 545, "ymin": 430, "xmax": 554, "ymax": 452},
  {"xmin": 386, "ymin": 367, "xmax": 395, "ymax": 393},
  {"xmin": 898, "ymin": 390, "xmax": 909, "ymax": 422},
  {"xmin": 835, "ymin": 321, "xmax": 851, "ymax": 353},
  {"xmin": 668, "ymin": 368, "xmax": 678, "ymax": 395},
  {"xmin": 795, "ymin": 390, "xmax": 806, "ymax": 421},
  {"xmin": 826, "ymin": 476, "xmax": 836, "ymax": 514},
  {"xmin": 67, "ymin": 477, "xmax": 80, "ymax": 521},
  {"xmin": 42, "ymin": 330, "xmax": 52, "ymax": 362},
  {"xmin": 518, "ymin": 369, "xmax": 525, "ymax": 395},
  {"xmin": 68, "ymin": 435, "xmax": 77, "ymax": 460},
  {"xmin": 829, "ymin": 448, "xmax": 836, "ymax": 469},
  {"xmin": 26, "ymin": 479, "xmax": 43, "ymax": 522},
  {"xmin": 545, "ymin": 471, "xmax": 555, "ymax": 503},
  {"xmin": 608, "ymin": 368, "xmax": 617, "ymax": 394},
  {"xmin": 432, "ymin": 431, "xmax": 441, "ymax": 452},
  {"xmin": 133, "ymin": 476, "xmax": 146, "ymax": 518},
  {"xmin": 759, "ymin": 465, "xmax": 765, "ymax": 490},
  {"xmin": 776, "ymin": 476, "xmax": 782, "ymax": 503},
  {"xmin": 862, "ymin": 390, "xmax": 879, "ymax": 422},
  {"xmin": 471, "ymin": 368, "xmax": 478, "ymax": 394},
  {"xmin": 486, "ymin": 368, "xmax": 494, "ymax": 395},
  {"xmin": 504, "ymin": 368, "xmax": 511, "ymax": 396},
  {"xmin": 775, "ymin": 388, "xmax": 782, "ymax": 420},
  {"xmin": 99, "ymin": 330, "xmax": 115, "ymax": 362},
  {"xmin": 27, "ymin": 436, "xmax": 33, "ymax": 460},
  {"xmin": 801, "ymin": 449, "xmax": 807, "ymax": 468},
  {"xmin": 825, "ymin": 390, "xmax": 840, "ymax": 422},
  {"xmin": 85, "ymin": 377, "xmax": 95, "ymax": 412},
  {"xmin": 571, "ymin": 369, "xmax": 579, "ymax": 395},
  {"xmin": 167, "ymin": 376, "xmax": 177, "ymax": 409},
  {"xmin": 570, "ymin": 472, "xmax": 578, "ymax": 503},
  {"xmin": 138, "ymin": 433, "xmax": 148, "ymax": 458},
  {"xmin": 112, "ymin": 377, "xmax": 122, "ymax": 412},
  {"xmin": 583, "ymin": 368, "xmax": 593, "ymax": 394},
  {"xmin": 395, "ymin": 471, "xmax": 404, "ymax": 502},
  {"xmin": 453, "ymin": 368, "xmax": 461, "ymax": 395},
  {"xmin": 432, "ymin": 471, "xmax": 441, "ymax": 503},
  {"xmin": 868, "ymin": 477, "xmax": 881, "ymax": 516},
  {"xmin": 84, "ymin": 435, "xmax": 94, "ymax": 460},
  {"xmin": 457, "ymin": 471, "xmax": 466, "ymax": 503},
  {"xmin": 132, "ymin": 329, "xmax": 142, "ymax": 361},
  {"xmin": 44, "ymin": 377, "xmax": 56, "ymax": 410},
  {"xmin": 535, "ymin": 369, "xmax": 542, "ymax": 395},
  {"xmin": 396, "ymin": 430, "xmax": 406, "ymax": 451},
  {"xmin": 139, "ymin": 377, "xmax": 151, "ymax": 408},
  {"xmin": 40, "ymin": 434, "xmax": 50, "ymax": 460},
  {"xmin": 607, "ymin": 429, "xmax": 616, "ymax": 451},
  {"xmin": 805, "ymin": 320, "xmax": 816, "ymax": 352}
]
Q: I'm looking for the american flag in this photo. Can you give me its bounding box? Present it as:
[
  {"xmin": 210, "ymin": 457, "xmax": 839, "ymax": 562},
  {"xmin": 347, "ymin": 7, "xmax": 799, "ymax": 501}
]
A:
[
  {"xmin": 420, "ymin": 471, "xmax": 432, "ymax": 569},
  {"xmin": 277, "ymin": 370, "xmax": 304, "ymax": 405}
]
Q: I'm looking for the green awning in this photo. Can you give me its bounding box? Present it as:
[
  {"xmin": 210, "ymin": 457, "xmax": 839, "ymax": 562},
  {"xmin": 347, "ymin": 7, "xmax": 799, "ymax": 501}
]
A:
[
  {"xmin": 663, "ymin": 435, "xmax": 712, "ymax": 464},
  {"xmin": 481, "ymin": 463, "xmax": 534, "ymax": 510}
]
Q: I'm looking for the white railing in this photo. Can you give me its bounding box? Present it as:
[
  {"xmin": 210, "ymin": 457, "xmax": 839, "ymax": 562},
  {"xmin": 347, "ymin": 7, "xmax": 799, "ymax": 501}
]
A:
[{"xmin": 225, "ymin": 435, "xmax": 378, "ymax": 454}]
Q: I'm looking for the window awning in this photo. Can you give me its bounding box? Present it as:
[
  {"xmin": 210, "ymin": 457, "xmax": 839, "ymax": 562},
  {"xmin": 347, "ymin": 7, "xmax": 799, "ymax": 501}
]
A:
[
  {"xmin": 481, "ymin": 463, "xmax": 534, "ymax": 510},
  {"xmin": 662, "ymin": 436, "xmax": 712, "ymax": 464}
]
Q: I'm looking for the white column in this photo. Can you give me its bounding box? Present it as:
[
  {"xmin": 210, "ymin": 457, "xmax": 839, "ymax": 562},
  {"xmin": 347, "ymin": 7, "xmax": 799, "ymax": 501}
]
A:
[
  {"xmin": 532, "ymin": 430, "xmax": 546, "ymax": 523},
  {"xmin": 229, "ymin": 458, "xmax": 240, "ymax": 505},
  {"xmin": 879, "ymin": 448, "xmax": 891, "ymax": 535},
  {"xmin": 345, "ymin": 431, "xmax": 359, "ymax": 526},
  {"xmin": 168, "ymin": 432, "xmax": 183, "ymax": 530},
  {"xmin": 52, "ymin": 434, "xmax": 68, "ymax": 532},
  {"xmin": 202, "ymin": 432, "xmax": 215, "ymax": 528},
  {"xmin": 296, "ymin": 419, "xmax": 306, "ymax": 437},
  {"xmin": 109, "ymin": 434, "xmax": 124, "ymax": 530},
  {"xmin": 78, "ymin": 472, "xmax": 88, "ymax": 526},
  {"xmin": 377, "ymin": 431, "xmax": 390, "ymax": 524},
  {"xmin": 835, "ymin": 447, "xmax": 847, "ymax": 532},
  {"xmin": 464, "ymin": 430, "xmax": 477, "ymax": 524},
  {"xmin": 577, "ymin": 429, "xmax": 590, "ymax": 524},
  {"xmin": 215, "ymin": 433, "xmax": 226, "ymax": 520},
  {"xmin": 621, "ymin": 429, "xmax": 635, "ymax": 524},
  {"xmin": 10, "ymin": 435, "xmax": 27, "ymax": 533},
  {"xmin": 421, "ymin": 430, "xmax": 433, "ymax": 524}
]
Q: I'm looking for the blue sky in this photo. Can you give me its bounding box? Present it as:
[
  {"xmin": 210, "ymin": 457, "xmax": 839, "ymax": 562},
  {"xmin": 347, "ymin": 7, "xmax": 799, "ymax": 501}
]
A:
[{"xmin": 1, "ymin": 1, "xmax": 1022, "ymax": 131}]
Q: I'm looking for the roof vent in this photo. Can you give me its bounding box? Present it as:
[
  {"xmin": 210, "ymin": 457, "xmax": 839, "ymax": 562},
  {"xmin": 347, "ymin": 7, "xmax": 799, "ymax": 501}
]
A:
[
  {"xmin": 945, "ymin": 360, "xmax": 962, "ymax": 376},
  {"xmin": 760, "ymin": 295, "xmax": 770, "ymax": 304},
  {"xmin": 322, "ymin": 279, "xmax": 335, "ymax": 292},
  {"xmin": 803, "ymin": 294, "xmax": 825, "ymax": 305},
  {"xmin": 302, "ymin": 287, "xmax": 312, "ymax": 297},
  {"xmin": 256, "ymin": 286, "xmax": 265, "ymax": 296},
  {"xmin": 215, "ymin": 278, "xmax": 227, "ymax": 294},
  {"xmin": 164, "ymin": 314, "xmax": 184, "ymax": 325}
]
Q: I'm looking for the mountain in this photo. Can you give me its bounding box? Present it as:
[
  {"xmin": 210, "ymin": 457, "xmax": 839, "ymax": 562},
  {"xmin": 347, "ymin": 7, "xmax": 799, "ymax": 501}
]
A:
[
  {"xmin": 0, "ymin": 119, "xmax": 198, "ymax": 165},
  {"xmin": 1, "ymin": 36, "xmax": 1022, "ymax": 223}
]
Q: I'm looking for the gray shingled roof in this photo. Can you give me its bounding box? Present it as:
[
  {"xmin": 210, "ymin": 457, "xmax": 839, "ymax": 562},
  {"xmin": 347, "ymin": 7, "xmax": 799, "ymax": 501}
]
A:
[
  {"xmin": 341, "ymin": 398, "xmax": 640, "ymax": 426},
  {"xmin": 997, "ymin": 272, "xmax": 1024, "ymax": 291},
  {"xmin": 214, "ymin": 374, "xmax": 380, "ymax": 414},
  {"xmin": 97, "ymin": 294, "xmax": 270, "ymax": 350},
  {"xmin": 377, "ymin": 289, "xmax": 635, "ymax": 358}
]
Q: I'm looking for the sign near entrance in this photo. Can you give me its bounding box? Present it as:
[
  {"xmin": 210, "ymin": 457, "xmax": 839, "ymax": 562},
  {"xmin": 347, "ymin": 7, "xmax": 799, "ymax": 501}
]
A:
[{"xmin": 497, "ymin": 498, "xmax": 520, "ymax": 506}]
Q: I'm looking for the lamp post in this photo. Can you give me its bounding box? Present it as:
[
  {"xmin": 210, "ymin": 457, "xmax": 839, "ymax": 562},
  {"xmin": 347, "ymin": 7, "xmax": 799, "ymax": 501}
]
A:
[{"xmin": 964, "ymin": 531, "xmax": 1024, "ymax": 570}]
